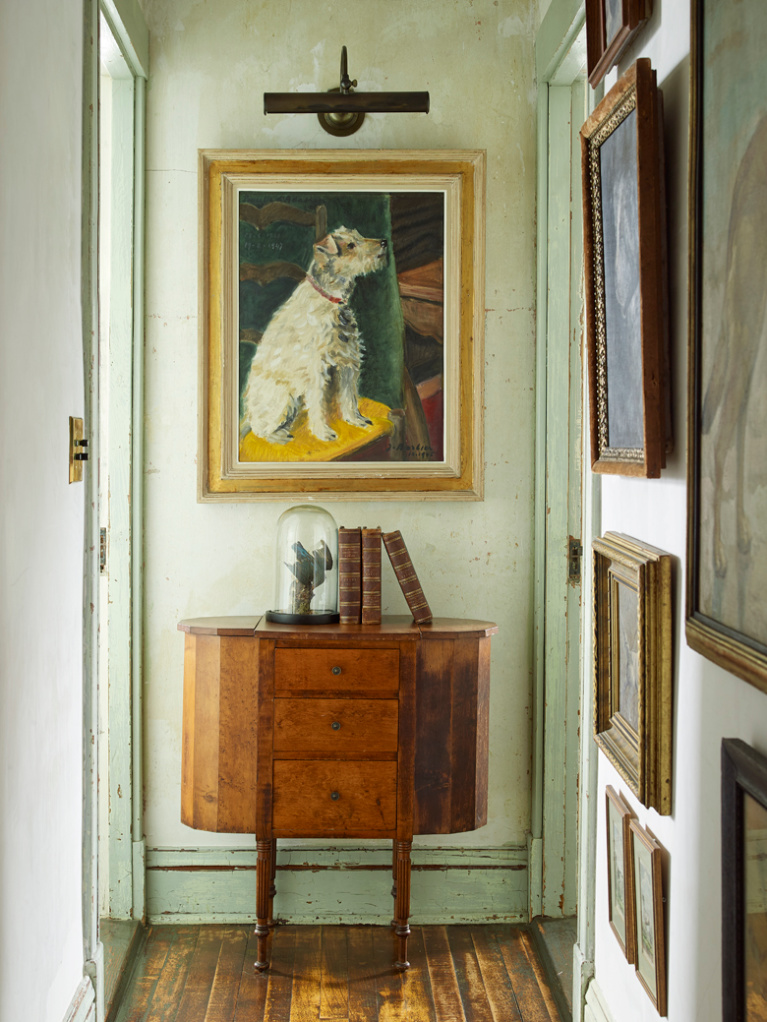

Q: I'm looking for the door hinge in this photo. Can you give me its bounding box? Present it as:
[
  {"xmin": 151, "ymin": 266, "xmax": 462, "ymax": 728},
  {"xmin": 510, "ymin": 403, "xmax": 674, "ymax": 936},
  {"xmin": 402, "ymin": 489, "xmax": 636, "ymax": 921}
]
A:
[
  {"xmin": 99, "ymin": 528, "xmax": 107, "ymax": 574},
  {"xmin": 568, "ymin": 536, "xmax": 583, "ymax": 584}
]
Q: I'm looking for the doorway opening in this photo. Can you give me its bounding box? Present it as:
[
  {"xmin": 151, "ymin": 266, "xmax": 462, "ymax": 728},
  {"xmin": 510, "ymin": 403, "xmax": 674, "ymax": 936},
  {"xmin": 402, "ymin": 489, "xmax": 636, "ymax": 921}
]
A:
[{"xmin": 96, "ymin": 2, "xmax": 148, "ymax": 1013}]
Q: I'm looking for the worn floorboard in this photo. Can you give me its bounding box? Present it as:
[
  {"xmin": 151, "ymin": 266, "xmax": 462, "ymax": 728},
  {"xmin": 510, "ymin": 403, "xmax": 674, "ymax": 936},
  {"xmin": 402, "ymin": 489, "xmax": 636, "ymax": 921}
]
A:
[{"xmin": 112, "ymin": 924, "xmax": 563, "ymax": 1022}]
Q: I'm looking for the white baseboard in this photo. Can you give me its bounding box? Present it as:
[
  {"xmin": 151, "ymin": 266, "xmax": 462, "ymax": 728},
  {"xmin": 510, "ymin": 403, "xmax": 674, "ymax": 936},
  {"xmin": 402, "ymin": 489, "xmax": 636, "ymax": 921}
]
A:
[
  {"xmin": 61, "ymin": 977, "xmax": 95, "ymax": 1022},
  {"xmin": 584, "ymin": 979, "xmax": 616, "ymax": 1022},
  {"xmin": 572, "ymin": 941, "xmax": 594, "ymax": 1022}
]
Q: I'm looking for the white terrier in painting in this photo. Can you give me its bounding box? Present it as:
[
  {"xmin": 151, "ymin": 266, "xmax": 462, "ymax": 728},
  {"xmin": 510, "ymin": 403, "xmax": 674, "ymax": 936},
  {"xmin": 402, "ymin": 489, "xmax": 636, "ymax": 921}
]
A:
[{"xmin": 241, "ymin": 226, "xmax": 388, "ymax": 444}]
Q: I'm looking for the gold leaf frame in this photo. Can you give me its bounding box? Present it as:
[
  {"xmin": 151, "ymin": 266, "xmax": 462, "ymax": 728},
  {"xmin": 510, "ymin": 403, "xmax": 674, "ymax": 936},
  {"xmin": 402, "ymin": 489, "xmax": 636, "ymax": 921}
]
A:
[
  {"xmin": 580, "ymin": 60, "xmax": 670, "ymax": 478},
  {"xmin": 198, "ymin": 149, "xmax": 485, "ymax": 501},
  {"xmin": 686, "ymin": 0, "xmax": 767, "ymax": 693},
  {"xmin": 593, "ymin": 532, "xmax": 673, "ymax": 814}
]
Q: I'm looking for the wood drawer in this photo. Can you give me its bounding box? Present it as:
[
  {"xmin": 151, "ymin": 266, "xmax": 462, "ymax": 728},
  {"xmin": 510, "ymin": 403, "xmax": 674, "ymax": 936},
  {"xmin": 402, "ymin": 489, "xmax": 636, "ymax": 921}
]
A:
[
  {"xmin": 272, "ymin": 761, "xmax": 397, "ymax": 835},
  {"xmin": 273, "ymin": 698, "xmax": 398, "ymax": 755},
  {"xmin": 274, "ymin": 647, "xmax": 399, "ymax": 695}
]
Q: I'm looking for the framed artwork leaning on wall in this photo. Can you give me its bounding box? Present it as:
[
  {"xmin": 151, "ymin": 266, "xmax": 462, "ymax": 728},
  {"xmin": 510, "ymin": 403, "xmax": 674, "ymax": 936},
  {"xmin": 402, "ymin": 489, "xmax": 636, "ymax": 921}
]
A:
[
  {"xmin": 581, "ymin": 58, "xmax": 670, "ymax": 478},
  {"xmin": 593, "ymin": 532, "xmax": 673, "ymax": 814},
  {"xmin": 198, "ymin": 149, "xmax": 486, "ymax": 502},
  {"xmin": 686, "ymin": 0, "xmax": 767, "ymax": 693},
  {"xmin": 722, "ymin": 738, "xmax": 767, "ymax": 1022}
]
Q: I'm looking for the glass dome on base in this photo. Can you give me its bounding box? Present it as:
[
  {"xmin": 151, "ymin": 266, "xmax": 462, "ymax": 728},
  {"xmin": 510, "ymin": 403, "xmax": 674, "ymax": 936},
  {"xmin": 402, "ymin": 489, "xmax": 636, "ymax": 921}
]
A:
[{"xmin": 266, "ymin": 504, "xmax": 340, "ymax": 625}]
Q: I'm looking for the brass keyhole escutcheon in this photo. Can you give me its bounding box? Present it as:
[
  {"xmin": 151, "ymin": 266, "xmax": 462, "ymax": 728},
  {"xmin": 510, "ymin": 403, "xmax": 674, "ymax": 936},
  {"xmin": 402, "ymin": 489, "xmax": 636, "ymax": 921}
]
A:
[
  {"xmin": 332, "ymin": 666, "xmax": 342, "ymax": 675},
  {"xmin": 330, "ymin": 790, "xmax": 340, "ymax": 801},
  {"xmin": 331, "ymin": 721, "xmax": 341, "ymax": 730}
]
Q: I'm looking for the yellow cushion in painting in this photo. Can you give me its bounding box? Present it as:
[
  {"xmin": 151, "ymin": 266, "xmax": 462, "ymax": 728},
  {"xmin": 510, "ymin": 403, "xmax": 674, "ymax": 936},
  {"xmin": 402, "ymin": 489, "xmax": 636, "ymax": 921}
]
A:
[{"xmin": 239, "ymin": 397, "xmax": 393, "ymax": 463}]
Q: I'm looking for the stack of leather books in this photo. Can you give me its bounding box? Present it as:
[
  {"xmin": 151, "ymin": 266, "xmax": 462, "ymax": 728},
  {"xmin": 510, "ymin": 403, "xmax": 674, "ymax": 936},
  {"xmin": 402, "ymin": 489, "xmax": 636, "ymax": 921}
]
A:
[{"xmin": 337, "ymin": 526, "xmax": 432, "ymax": 626}]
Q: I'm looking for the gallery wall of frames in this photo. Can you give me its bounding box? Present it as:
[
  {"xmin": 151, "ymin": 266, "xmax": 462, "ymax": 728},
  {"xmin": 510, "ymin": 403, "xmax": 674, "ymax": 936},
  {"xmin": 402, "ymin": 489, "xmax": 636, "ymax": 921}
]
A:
[{"xmin": 582, "ymin": 1, "xmax": 767, "ymax": 1018}]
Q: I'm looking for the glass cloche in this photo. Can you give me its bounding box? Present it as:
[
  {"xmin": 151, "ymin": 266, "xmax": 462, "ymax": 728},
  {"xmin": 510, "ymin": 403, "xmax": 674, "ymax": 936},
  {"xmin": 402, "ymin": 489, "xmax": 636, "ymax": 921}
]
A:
[{"xmin": 266, "ymin": 504, "xmax": 339, "ymax": 624}]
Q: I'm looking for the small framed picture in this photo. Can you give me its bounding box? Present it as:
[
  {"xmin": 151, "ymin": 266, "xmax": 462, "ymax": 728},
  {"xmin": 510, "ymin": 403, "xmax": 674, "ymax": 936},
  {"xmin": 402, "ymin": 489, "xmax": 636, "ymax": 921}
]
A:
[
  {"xmin": 580, "ymin": 59, "xmax": 670, "ymax": 477},
  {"xmin": 629, "ymin": 819, "xmax": 667, "ymax": 1016},
  {"xmin": 585, "ymin": 0, "xmax": 653, "ymax": 88},
  {"xmin": 606, "ymin": 785, "xmax": 637, "ymax": 962},
  {"xmin": 722, "ymin": 738, "xmax": 767, "ymax": 1021},
  {"xmin": 593, "ymin": 532, "xmax": 673, "ymax": 813}
]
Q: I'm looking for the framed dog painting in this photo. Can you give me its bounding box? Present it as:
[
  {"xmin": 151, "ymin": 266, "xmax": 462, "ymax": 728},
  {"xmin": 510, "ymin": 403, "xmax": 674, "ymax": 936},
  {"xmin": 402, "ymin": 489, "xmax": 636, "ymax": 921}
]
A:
[{"xmin": 198, "ymin": 149, "xmax": 485, "ymax": 500}]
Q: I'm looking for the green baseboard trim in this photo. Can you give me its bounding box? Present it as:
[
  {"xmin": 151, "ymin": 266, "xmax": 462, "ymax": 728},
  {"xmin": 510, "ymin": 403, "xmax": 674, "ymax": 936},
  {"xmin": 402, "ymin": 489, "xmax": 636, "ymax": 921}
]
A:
[
  {"xmin": 146, "ymin": 845, "xmax": 528, "ymax": 925},
  {"xmin": 132, "ymin": 839, "xmax": 146, "ymax": 921},
  {"xmin": 528, "ymin": 834, "xmax": 542, "ymax": 919}
]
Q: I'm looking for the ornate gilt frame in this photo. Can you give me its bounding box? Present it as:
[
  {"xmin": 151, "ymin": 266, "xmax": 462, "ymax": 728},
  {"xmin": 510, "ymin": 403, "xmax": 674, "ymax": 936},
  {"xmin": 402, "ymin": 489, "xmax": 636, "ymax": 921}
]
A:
[
  {"xmin": 593, "ymin": 532, "xmax": 673, "ymax": 814},
  {"xmin": 198, "ymin": 149, "xmax": 485, "ymax": 501},
  {"xmin": 581, "ymin": 59, "xmax": 669, "ymax": 477}
]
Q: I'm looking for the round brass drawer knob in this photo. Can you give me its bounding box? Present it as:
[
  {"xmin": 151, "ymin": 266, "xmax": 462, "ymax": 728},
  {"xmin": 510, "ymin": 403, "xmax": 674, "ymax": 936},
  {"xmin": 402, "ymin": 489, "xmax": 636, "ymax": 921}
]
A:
[
  {"xmin": 331, "ymin": 721, "xmax": 341, "ymax": 731},
  {"xmin": 331, "ymin": 666, "xmax": 342, "ymax": 675},
  {"xmin": 330, "ymin": 790, "xmax": 340, "ymax": 801}
]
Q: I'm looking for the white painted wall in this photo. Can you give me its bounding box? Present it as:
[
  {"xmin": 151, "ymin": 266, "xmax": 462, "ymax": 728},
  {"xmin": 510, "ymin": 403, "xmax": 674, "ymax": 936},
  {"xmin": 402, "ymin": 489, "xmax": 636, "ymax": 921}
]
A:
[
  {"xmin": 141, "ymin": 0, "xmax": 539, "ymax": 862},
  {"xmin": 0, "ymin": 1, "xmax": 87, "ymax": 1020},
  {"xmin": 590, "ymin": 4, "xmax": 767, "ymax": 1020}
]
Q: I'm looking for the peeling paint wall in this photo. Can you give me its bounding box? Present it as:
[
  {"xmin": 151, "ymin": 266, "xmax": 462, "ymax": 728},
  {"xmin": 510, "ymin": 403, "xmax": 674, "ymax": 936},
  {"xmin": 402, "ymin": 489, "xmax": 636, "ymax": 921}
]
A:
[{"xmin": 142, "ymin": 0, "xmax": 539, "ymax": 872}]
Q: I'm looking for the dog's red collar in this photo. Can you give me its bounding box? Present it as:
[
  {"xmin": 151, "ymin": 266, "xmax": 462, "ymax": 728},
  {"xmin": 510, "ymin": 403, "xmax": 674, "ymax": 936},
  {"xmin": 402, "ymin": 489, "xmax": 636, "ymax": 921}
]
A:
[{"xmin": 306, "ymin": 274, "xmax": 346, "ymax": 305}]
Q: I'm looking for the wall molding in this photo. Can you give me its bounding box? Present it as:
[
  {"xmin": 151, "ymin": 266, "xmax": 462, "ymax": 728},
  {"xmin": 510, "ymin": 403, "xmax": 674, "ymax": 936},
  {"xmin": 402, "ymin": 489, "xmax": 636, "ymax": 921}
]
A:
[
  {"xmin": 61, "ymin": 978, "xmax": 96, "ymax": 1022},
  {"xmin": 146, "ymin": 846, "xmax": 528, "ymax": 925},
  {"xmin": 584, "ymin": 980, "xmax": 616, "ymax": 1022}
]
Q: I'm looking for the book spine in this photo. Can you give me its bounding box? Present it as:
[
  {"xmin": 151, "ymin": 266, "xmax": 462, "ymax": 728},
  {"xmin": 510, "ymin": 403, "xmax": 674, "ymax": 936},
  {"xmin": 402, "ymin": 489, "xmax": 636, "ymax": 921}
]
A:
[
  {"xmin": 382, "ymin": 530, "xmax": 432, "ymax": 624},
  {"xmin": 337, "ymin": 527, "xmax": 361, "ymax": 624},
  {"xmin": 361, "ymin": 527, "xmax": 382, "ymax": 625}
]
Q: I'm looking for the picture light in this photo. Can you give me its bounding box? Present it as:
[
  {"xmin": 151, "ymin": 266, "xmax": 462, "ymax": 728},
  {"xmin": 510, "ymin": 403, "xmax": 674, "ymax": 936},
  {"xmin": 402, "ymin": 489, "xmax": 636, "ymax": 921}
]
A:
[{"xmin": 264, "ymin": 46, "xmax": 430, "ymax": 136}]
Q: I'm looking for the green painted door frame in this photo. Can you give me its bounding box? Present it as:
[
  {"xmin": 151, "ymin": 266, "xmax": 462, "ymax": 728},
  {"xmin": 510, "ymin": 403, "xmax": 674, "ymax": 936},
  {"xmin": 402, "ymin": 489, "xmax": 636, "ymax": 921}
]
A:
[
  {"xmin": 531, "ymin": 0, "xmax": 587, "ymax": 922},
  {"xmin": 98, "ymin": 0, "xmax": 148, "ymax": 923},
  {"xmin": 533, "ymin": 3, "xmax": 602, "ymax": 1020},
  {"xmin": 84, "ymin": 11, "xmax": 148, "ymax": 1014}
]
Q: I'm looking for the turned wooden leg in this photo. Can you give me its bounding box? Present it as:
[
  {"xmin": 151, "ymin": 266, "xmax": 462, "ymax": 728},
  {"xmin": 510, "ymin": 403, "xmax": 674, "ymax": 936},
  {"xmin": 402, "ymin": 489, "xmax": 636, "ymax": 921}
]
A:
[
  {"xmin": 393, "ymin": 839, "xmax": 412, "ymax": 970},
  {"xmin": 269, "ymin": 838, "xmax": 277, "ymax": 927},
  {"xmin": 390, "ymin": 841, "xmax": 398, "ymax": 927},
  {"xmin": 255, "ymin": 838, "xmax": 274, "ymax": 971}
]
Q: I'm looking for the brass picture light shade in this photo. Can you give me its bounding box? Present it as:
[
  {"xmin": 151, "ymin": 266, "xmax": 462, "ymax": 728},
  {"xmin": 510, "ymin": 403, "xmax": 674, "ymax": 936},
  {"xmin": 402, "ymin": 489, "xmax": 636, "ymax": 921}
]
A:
[{"xmin": 264, "ymin": 46, "xmax": 430, "ymax": 136}]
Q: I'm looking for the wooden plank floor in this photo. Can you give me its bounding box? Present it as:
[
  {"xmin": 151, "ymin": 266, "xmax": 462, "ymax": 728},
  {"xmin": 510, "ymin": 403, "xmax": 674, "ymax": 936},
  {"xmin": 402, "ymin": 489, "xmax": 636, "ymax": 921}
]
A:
[{"xmin": 113, "ymin": 924, "xmax": 564, "ymax": 1022}]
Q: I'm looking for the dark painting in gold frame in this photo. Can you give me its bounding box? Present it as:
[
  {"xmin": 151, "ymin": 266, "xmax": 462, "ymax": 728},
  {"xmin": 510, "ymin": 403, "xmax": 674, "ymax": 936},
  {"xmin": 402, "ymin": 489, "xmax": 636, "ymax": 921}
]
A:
[{"xmin": 581, "ymin": 59, "xmax": 669, "ymax": 478}]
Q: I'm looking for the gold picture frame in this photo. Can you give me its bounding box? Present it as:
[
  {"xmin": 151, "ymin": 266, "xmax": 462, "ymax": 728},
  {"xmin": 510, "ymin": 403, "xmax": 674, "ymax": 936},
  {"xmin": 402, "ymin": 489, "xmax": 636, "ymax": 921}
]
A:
[
  {"xmin": 686, "ymin": 0, "xmax": 767, "ymax": 693},
  {"xmin": 606, "ymin": 785, "xmax": 637, "ymax": 963},
  {"xmin": 629, "ymin": 820, "xmax": 667, "ymax": 1016},
  {"xmin": 593, "ymin": 532, "xmax": 673, "ymax": 814},
  {"xmin": 580, "ymin": 59, "xmax": 670, "ymax": 478},
  {"xmin": 198, "ymin": 149, "xmax": 486, "ymax": 501}
]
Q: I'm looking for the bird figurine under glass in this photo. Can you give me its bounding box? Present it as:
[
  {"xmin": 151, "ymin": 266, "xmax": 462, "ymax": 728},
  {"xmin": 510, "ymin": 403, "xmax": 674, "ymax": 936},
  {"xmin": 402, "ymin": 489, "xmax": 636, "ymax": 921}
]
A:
[{"xmin": 286, "ymin": 539, "xmax": 333, "ymax": 615}]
